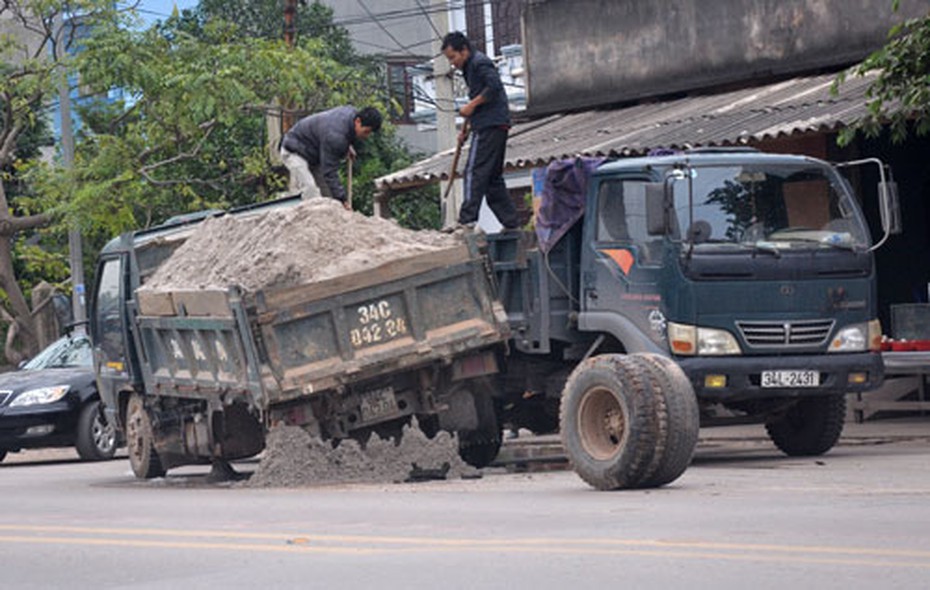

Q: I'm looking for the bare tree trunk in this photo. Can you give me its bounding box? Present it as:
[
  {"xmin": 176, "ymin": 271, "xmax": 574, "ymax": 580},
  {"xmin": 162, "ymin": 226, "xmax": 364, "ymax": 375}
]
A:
[
  {"xmin": 31, "ymin": 281, "xmax": 60, "ymax": 350},
  {"xmin": 0, "ymin": 178, "xmax": 52, "ymax": 364}
]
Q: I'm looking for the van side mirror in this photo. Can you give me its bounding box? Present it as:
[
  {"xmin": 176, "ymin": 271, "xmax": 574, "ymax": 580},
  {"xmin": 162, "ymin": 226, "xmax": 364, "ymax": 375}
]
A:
[
  {"xmin": 878, "ymin": 180, "xmax": 902, "ymax": 235},
  {"xmin": 645, "ymin": 183, "xmax": 668, "ymax": 235}
]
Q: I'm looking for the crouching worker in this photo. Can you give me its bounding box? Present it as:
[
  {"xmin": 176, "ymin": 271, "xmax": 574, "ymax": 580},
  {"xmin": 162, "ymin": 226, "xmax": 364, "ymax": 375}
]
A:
[{"xmin": 280, "ymin": 105, "xmax": 382, "ymax": 209}]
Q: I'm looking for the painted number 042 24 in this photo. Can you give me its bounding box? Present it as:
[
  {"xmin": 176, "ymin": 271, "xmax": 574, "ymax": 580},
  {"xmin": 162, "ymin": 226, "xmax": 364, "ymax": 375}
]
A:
[{"xmin": 350, "ymin": 301, "xmax": 408, "ymax": 347}]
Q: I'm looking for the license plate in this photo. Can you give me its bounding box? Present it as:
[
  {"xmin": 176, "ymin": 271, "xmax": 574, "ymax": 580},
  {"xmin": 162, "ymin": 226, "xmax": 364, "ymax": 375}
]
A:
[
  {"xmin": 761, "ymin": 370, "xmax": 819, "ymax": 388},
  {"xmin": 358, "ymin": 386, "xmax": 398, "ymax": 422}
]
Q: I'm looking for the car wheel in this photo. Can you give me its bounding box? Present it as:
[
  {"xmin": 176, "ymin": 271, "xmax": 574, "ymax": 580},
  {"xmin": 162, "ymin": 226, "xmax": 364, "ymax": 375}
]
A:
[{"xmin": 75, "ymin": 400, "xmax": 118, "ymax": 461}]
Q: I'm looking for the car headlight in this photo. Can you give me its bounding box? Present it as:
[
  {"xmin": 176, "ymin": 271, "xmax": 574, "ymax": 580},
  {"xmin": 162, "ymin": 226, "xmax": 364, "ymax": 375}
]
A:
[
  {"xmin": 829, "ymin": 320, "xmax": 881, "ymax": 352},
  {"xmin": 9, "ymin": 385, "xmax": 70, "ymax": 407},
  {"xmin": 668, "ymin": 322, "xmax": 741, "ymax": 356}
]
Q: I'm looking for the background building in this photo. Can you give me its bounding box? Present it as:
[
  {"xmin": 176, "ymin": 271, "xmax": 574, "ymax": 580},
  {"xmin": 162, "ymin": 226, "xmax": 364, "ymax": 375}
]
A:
[{"xmin": 320, "ymin": 1, "xmax": 524, "ymax": 155}]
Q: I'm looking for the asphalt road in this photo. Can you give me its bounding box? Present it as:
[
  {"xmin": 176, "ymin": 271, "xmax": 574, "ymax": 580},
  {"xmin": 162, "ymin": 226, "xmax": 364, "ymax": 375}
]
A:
[{"xmin": 1, "ymin": 420, "xmax": 929, "ymax": 590}]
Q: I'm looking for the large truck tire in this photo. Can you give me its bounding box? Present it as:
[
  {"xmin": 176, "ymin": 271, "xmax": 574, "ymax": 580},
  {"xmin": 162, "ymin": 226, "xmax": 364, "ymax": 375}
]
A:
[
  {"xmin": 629, "ymin": 354, "xmax": 699, "ymax": 488},
  {"xmin": 126, "ymin": 394, "xmax": 166, "ymax": 479},
  {"xmin": 560, "ymin": 355, "xmax": 660, "ymax": 490},
  {"xmin": 765, "ymin": 393, "xmax": 846, "ymax": 456},
  {"xmin": 457, "ymin": 384, "xmax": 502, "ymax": 468},
  {"xmin": 75, "ymin": 400, "xmax": 118, "ymax": 461}
]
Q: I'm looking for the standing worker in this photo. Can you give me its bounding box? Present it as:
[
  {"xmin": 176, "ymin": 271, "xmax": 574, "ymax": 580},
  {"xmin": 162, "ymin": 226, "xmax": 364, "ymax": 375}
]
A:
[
  {"xmin": 442, "ymin": 31, "xmax": 520, "ymax": 231},
  {"xmin": 280, "ymin": 105, "xmax": 382, "ymax": 209}
]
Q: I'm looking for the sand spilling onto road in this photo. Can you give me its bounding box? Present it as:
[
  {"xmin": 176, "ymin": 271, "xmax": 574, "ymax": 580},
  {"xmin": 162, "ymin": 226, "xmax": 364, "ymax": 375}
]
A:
[{"xmin": 247, "ymin": 420, "xmax": 477, "ymax": 487}]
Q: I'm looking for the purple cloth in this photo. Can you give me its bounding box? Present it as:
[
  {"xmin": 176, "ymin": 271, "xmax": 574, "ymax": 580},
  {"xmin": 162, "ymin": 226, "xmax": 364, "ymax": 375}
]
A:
[{"xmin": 535, "ymin": 157, "xmax": 606, "ymax": 253}]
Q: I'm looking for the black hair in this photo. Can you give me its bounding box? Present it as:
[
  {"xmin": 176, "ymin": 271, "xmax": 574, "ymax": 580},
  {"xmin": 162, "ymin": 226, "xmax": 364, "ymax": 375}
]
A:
[
  {"xmin": 441, "ymin": 31, "xmax": 472, "ymax": 53},
  {"xmin": 356, "ymin": 107, "xmax": 382, "ymax": 132}
]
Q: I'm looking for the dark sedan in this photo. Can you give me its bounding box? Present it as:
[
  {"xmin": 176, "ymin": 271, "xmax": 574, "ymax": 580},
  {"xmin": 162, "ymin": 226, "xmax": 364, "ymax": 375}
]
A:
[{"xmin": 0, "ymin": 333, "xmax": 117, "ymax": 463}]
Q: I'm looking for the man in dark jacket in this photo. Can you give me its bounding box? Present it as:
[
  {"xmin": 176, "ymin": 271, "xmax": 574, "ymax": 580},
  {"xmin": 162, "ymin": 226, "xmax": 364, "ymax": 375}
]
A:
[
  {"xmin": 442, "ymin": 32, "xmax": 519, "ymax": 231},
  {"xmin": 280, "ymin": 106, "xmax": 382, "ymax": 208}
]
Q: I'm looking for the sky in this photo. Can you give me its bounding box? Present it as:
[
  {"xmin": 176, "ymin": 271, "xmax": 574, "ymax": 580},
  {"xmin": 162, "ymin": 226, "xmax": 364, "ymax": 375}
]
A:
[{"xmin": 133, "ymin": 0, "xmax": 199, "ymax": 27}]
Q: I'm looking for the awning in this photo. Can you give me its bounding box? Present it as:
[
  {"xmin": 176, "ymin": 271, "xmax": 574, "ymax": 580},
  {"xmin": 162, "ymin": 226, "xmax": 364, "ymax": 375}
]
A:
[{"xmin": 376, "ymin": 70, "xmax": 877, "ymax": 192}]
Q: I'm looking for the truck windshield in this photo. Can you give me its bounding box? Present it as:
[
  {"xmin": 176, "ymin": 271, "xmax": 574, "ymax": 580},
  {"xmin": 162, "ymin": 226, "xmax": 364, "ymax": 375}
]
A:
[{"xmin": 672, "ymin": 164, "xmax": 870, "ymax": 251}]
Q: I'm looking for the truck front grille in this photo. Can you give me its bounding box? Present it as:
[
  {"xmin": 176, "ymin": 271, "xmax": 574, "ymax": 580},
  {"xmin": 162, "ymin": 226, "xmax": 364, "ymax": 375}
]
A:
[{"xmin": 736, "ymin": 319, "xmax": 835, "ymax": 348}]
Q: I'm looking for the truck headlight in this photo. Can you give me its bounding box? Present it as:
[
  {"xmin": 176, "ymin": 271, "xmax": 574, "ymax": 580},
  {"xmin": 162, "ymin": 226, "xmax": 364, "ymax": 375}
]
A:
[
  {"xmin": 829, "ymin": 320, "xmax": 882, "ymax": 353},
  {"xmin": 668, "ymin": 322, "xmax": 741, "ymax": 356},
  {"xmin": 9, "ymin": 385, "xmax": 70, "ymax": 407}
]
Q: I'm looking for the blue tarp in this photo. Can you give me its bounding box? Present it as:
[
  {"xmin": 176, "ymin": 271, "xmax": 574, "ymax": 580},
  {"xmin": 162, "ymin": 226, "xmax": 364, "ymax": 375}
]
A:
[{"xmin": 535, "ymin": 157, "xmax": 606, "ymax": 253}]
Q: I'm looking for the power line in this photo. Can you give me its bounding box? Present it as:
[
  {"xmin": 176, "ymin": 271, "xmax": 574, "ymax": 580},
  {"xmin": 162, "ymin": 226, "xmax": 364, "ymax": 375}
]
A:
[
  {"xmin": 413, "ymin": 0, "xmax": 444, "ymax": 40},
  {"xmin": 355, "ymin": 0, "xmax": 411, "ymax": 58}
]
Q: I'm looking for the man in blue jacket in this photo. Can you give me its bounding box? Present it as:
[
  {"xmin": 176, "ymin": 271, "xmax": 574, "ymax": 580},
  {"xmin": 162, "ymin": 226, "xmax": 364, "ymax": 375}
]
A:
[
  {"xmin": 442, "ymin": 32, "xmax": 519, "ymax": 231},
  {"xmin": 280, "ymin": 106, "xmax": 382, "ymax": 208}
]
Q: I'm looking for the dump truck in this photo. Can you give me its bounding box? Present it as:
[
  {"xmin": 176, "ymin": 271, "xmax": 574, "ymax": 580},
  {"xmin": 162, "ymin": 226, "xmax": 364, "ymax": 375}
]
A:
[
  {"xmin": 485, "ymin": 148, "xmax": 898, "ymax": 481},
  {"xmin": 91, "ymin": 193, "xmax": 702, "ymax": 490},
  {"xmin": 90, "ymin": 197, "xmax": 512, "ymax": 478}
]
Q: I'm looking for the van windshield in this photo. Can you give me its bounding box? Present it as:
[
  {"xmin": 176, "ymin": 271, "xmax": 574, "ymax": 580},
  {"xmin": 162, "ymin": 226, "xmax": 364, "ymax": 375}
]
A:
[{"xmin": 672, "ymin": 164, "xmax": 870, "ymax": 251}]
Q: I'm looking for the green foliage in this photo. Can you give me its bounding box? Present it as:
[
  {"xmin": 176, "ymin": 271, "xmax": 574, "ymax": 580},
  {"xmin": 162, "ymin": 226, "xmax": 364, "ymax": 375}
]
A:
[
  {"xmin": 346, "ymin": 131, "xmax": 441, "ymax": 230},
  {"xmin": 834, "ymin": 5, "xmax": 930, "ymax": 145},
  {"xmin": 4, "ymin": 0, "xmax": 442, "ymax": 323},
  {"xmin": 68, "ymin": 14, "xmax": 379, "ymax": 230}
]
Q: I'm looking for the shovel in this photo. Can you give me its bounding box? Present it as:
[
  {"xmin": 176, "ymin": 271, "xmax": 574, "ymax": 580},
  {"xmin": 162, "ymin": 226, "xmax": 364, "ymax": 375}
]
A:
[
  {"xmin": 442, "ymin": 119, "xmax": 471, "ymax": 205},
  {"xmin": 347, "ymin": 152, "xmax": 354, "ymax": 210}
]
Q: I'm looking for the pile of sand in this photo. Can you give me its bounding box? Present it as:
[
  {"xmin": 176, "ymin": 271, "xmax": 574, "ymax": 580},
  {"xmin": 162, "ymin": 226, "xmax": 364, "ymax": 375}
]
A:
[
  {"xmin": 247, "ymin": 420, "xmax": 477, "ymax": 487},
  {"xmin": 143, "ymin": 198, "xmax": 458, "ymax": 293}
]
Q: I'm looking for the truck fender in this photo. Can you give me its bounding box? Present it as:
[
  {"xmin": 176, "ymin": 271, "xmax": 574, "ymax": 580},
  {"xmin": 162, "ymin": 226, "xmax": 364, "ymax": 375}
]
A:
[{"xmin": 577, "ymin": 311, "xmax": 667, "ymax": 355}]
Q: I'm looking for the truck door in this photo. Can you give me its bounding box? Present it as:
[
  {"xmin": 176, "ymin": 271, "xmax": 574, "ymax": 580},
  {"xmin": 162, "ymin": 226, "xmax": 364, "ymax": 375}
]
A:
[
  {"xmin": 582, "ymin": 177, "xmax": 668, "ymax": 350},
  {"xmin": 90, "ymin": 255, "xmax": 131, "ymax": 425}
]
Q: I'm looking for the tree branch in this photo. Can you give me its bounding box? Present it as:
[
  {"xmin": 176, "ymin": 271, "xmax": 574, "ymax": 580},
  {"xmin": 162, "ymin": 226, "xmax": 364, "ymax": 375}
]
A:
[
  {"xmin": 0, "ymin": 212, "xmax": 56, "ymax": 237},
  {"xmin": 138, "ymin": 122, "xmax": 216, "ymax": 176}
]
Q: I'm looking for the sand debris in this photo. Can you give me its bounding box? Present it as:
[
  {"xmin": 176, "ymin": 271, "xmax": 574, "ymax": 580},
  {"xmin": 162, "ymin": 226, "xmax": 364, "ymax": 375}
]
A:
[
  {"xmin": 142, "ymin": 198, "xmax": 458, "ymax": 293},
  {"xmin": 247, "ymin": 419, "xmax": 478, "ymax": 487}
]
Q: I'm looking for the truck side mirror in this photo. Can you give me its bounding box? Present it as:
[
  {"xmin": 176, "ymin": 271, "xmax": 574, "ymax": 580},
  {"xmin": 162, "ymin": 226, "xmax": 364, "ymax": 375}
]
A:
[
  {"xmin": 878, "ymin": 180, "xmax": 902, "ymax": 235},
  {"xmin": 645, "ymin": 183, "xmax": 667, "ymax": 235}
]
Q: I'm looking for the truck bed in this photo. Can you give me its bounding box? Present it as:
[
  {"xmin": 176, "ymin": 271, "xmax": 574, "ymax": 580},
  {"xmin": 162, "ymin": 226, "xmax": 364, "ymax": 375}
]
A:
[{"xmin": 133, "ymin": 242, "xmax": 508, "ymax": 411}]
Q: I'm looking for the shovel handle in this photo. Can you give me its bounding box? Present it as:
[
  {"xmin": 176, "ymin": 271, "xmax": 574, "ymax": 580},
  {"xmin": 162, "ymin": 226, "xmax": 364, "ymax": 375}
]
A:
[{"xmin": 442, "ymin": 119, "xmax": 471, "ymax": 202}]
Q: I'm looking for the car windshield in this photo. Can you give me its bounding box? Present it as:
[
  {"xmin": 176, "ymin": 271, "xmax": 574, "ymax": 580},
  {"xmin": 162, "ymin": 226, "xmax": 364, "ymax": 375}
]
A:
[
  {"xmin": 22, "ymin": 335, "xmax": 93, "ymax": 370},
  {"xmin": 672, "ymin": 164, "xmax": 870, "ymax": 251}
]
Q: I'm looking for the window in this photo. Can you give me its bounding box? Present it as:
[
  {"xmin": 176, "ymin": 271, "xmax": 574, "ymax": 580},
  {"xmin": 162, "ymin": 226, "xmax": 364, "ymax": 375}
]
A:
[
  {"xmin": 387, "ymin": 62, "xmax": 415, "ymax": 124},
  {"xmin": 596, "ymin": 179, "xmax": 663, "ymax": 264},
  {"xmin": 92, "ymin": 257, "xmax": 125, "ymax": 367},
  {"xmin": 670, "ymin": 164, "xmax": 869, "ymax": 249}
]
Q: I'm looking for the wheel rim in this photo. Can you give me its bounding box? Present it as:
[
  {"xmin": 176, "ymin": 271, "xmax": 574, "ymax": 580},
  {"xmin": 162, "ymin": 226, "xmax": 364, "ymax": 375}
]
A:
[
  {"xmin": 126, "ymin": 400, "xmax": 147, "ymax": 467},
  {"xmin": 92, "ymin": 411, "xmax": 117, "ymax": 454},
  {"xmin": 577, "ymin": 386, "xmax": 627, "ymax": 461}
]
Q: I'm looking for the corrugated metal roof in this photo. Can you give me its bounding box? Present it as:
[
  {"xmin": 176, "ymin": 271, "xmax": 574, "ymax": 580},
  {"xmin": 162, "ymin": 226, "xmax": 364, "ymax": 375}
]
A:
[{"xmin": 376, "ymin": 71, "xmax": 877, "ymax": 191}]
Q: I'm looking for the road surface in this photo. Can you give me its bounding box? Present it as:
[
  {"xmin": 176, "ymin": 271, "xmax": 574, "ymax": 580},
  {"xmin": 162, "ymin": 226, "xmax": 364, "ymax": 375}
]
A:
[{"xmin": 1, "ymin": 420, "xmax": 928, "ymax": 589}]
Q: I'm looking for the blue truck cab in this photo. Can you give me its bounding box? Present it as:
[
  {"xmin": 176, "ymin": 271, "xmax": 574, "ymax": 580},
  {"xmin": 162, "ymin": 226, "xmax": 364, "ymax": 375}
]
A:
[{"xmin": 491, "ymin": 148, "xmax": 895, "ymax": 456}]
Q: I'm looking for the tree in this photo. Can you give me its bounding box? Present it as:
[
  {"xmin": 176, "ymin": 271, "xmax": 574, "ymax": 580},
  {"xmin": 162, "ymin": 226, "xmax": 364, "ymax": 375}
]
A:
[
  {"xmin": 61, "ymin": 14, "xmax": 377, "ymax": 233},
  {"xmin": 0, "ymin": 0, "xmax": 124, "ymax": 363},
  {"xmin": 180, "ymin": 0, "xmax": 442, "ymax": 229},
  {"xmin": 835, "ymin": 1, "xmax": 930, "ymax": 144}
]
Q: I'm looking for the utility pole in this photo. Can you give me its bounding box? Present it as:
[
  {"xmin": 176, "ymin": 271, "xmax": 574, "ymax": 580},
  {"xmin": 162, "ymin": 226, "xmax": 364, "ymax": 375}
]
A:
[
  {"xmin": 57, "ymin": 13, "xmax": 85, "ymax": 333},
  {"xmin": 282, "ymin": 0, "xmax": 299, "ymax": 133},
  {"xmin": 431, "ymin": 0, "xmax": 461, "ymax": 229}
]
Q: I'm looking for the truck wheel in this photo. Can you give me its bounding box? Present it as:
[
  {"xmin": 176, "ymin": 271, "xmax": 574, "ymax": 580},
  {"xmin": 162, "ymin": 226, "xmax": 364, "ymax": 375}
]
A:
[
  {"xmin": 126, "ymin": 394, "xmax": 166, "ymax": 478},
  {"xmin": 75, "ymin": 400, "xmax": 118, "ymax": 461},
  {"xmin": 629, "ymin": 354, "xmax": 699, "ymax": 488},
  {"xmin": 560, "ymin": 355, "xmax": 659, "ymax": 490},
  {"xmin": 457, "ymin": 386, "xmax": 502, "ymax": 468},
  {"xmin": 765, "ymin": 394, "xmax": 846, "ymax": 456}
]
